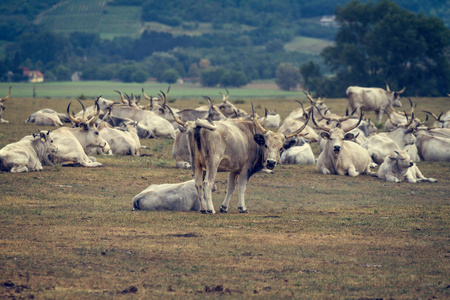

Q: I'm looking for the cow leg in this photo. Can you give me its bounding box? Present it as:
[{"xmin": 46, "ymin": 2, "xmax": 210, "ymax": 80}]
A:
[
  {"xmin": 237, "ymin": 174, "xmax": 249, "ymax": 213},
  {"xmin": 203, "ymin": 160, "xmax": 219, "ymax": 214},
  {"xmin": 347, "ymin": 166, "xmax": 360, "ymax": 177},
  {"xmin": 11, "ymin": 165, "xmax": 29, "ymax": 173},
  {"xmin": 220, "ymin": 172, "xmax": 238, "ymax": 213},
  {"xmin": 375, "ymin": 110, "xmax": 382, "ymax": 124},
  {"xmin": 411, "ymin": 165, "xmax": 437, "ymax": 183},
  {"xmin": 192, "ymin": 165, "xmax": 207, "ymax": 213}
]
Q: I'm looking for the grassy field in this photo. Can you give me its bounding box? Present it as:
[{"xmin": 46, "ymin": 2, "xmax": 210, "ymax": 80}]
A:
[
  {"xmin": 0, "ymin": 92, "xmax": 449, "ymax": 299},
  {"xmin": 0, "ymin": 82, "xmax": 305, "ymax": 101}
]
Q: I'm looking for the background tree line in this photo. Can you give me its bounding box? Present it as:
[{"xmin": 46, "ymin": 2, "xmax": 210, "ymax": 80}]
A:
[{"xmin": 0, "ymin": 0, "xmax": 448, "ymax": 96}]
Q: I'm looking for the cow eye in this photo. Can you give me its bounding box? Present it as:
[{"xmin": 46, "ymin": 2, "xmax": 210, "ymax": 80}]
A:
[{"xmin": 95, "ymin": 132, "xmax": 99, "ymax": 135}]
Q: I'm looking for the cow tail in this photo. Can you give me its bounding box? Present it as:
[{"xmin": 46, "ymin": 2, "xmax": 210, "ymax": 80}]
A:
[{"xmin": 194, "ymin": 127, "xmax": 202, "ymax": 151}]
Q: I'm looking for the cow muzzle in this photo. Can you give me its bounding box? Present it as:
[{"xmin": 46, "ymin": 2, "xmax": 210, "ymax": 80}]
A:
[
  {"xmin": 333, "ymin": 145, "xmax": 341, "ymax": 154},
  {"xmin": 266, "ymin": 159, "xmax": 277, "ymax": 170}
]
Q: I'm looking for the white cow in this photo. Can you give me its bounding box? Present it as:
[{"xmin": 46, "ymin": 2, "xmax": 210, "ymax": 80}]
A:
[
  {"xmin": 414, "ymin": 127, "xmax": 450, "ymax": 162},
  {"xmin": 280, "ymin": 136, "xmax": 315, "ymax": 165},
  {"xmin": 314, "ymin": 111, "xmax": 374, "ymax": 177},
  {"xmin": 0, "ymin": 130, "xmax": 57, "ymax": 172},
  {"xmin": 377, "ymin": 150, "xmax": 437, "ymax": 183},
  {"xmin": 423, "ymin": 110, "xmax": 450, "ymax": 129},
  {"xmin": 362, "ymin": 113, "xmax": 416, "ymax": 164},
  {"xmin": 25, "ymin": 109, "xmax": 64, "ymax": 126},
  {"xmin": 50, "ymin": 101, "xmax": 107, "ymax": 167},
  {"xmin": 260, "ymin": 108, "xmax": 281, "ymax": 128},
  {"xmin": 96, "ymin": 122, "xmax": 141, "ymax": 156},
  {"xmin": 132, "ymin": 179, "xmax": 201, "ymax": 211},
  {"xmin": 346, "ymin": 83, "xmax": 405, "ymax": 123},
  {"xmin": 0, "ymin": 86, "xmax": 11, "ymax": 123}
]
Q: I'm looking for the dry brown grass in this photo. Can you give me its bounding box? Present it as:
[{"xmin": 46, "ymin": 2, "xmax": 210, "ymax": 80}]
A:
[{"xmin": 0, "ymin": 96, "xmax": 449, "ymax": 299}]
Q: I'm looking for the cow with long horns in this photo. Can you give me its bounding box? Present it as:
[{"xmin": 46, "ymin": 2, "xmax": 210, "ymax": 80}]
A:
[
  {"xmin": 49, "ymin": 99, "xmax": 107, "ymax": 167},
  {"xmin": 346, "ymin": 82, "xmax": 405, "ymax": 123},
  {"xmin": 166, "ymin": 103, "xmax": 310, "ymax": 214},
  {"xmin": 313, "ymin": 110, "xmax": 374, "ymax": 177}
]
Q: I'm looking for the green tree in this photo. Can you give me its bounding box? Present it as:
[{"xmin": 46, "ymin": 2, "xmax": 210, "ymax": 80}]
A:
[
  {"xmin": 275, "ymin": 63, "xmax": 301, "ymax": 91},
  {"xmin": 200, "ymin": 67, "xmax": 226, "ymax": 87},
  {"xmin": 300, "ymin": 61, "xmax": 323, "ymax": 93},
  {"xmin": 321, "ymin": 0, "xmax": 450, "ymax": 96},
  {"xmin": 159, "ymin": 69, "xmax": 179, "ymax": 84},
  {"xmin": 220, "ymin": 70, "xmax": 248, "ymax": 87}
]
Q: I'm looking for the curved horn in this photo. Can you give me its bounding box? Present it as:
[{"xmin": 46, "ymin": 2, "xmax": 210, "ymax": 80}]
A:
[
  {"xmin": 251, "ymin": 103, "xmax": 267, "ymax": 134},
  {"xmin": 294, "ymin": 100, "xmax": 308, "ymax": 118},
  {"xmin": 124, "ymin": 93, "xmax": 132, "ymax": 107},
  {"xmin": 422, "ymin": 111, "xmax": 439, "ymax": 121},
  {"xmin": 67, "ymin": 102, "xmax": 81, "ymax": 124},
  {"xmin": 397, "ymin": 86, "xmax": 406, "ymax": 94},
  {"xmin": 310, "ymin": 108, "xmax": 330, "ymax": 132},
  {"xmin": 314, "ymin": 105, "xmax": 331, "ymax": 121},
  {"xmin": 202, "ymin": 95, "xmax": 213, "ymax": 108},
  {"xmin": 219, "ymin": 89, "xmax": 229, "ymax": 102},
  {"xmin": 285, "ymin": 112, "xmax": 311, "ymax": 139},
  {"xmin": 164, "ymin": 104, "xmax": 185, "ymax": 126},
  {"xmin": 76, "ymin": 99, "xmax": 87, "ymax": 122},
  {"xmin": 382, "ymin": 109, "xmax": 398, "ymax": 127},
  {"xmin": 0, "ymin": 86, "xmax": 11, "ymax": 103},
  {"xmin": 302, "ymin": 90, "xmax": 316, "ymax": 104},
  {"xmin": 115, "ymin": 90, "xmax": 127, "ymax": 105},
  {"xmin": 343, "ymin": 111, "xmax": 364, "ymax": 133},
  {"xmin": 142, "ymin": 88, "xmax": 151, "ymax": 101},
  {"xmin": 385, "ymin": 81, "xmax": 391, "ymax": 92},
  {"xmin": 160, "ymin": 90, "xmax": 167, "ymax": 107},
  {"xmin": 403, "ymin": 112, "xmax": 414, "ymax": 128},
  {"xmin": 88, "ymin": 102, "xmax": 101, "ymax": 125}
]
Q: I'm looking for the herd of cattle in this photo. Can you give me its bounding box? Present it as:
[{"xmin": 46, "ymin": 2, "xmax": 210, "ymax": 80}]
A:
[{"xmin": 0, "ymin": 84, "xmax": 449, "ymax": 214}]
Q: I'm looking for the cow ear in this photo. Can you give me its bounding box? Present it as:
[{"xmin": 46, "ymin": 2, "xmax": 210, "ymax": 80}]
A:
[
  {"xmin": 320, "ymin": 132, "xmax": 330, "ymax": 140},
  {"xmin": 344, "ymin": 133, "xmax": 354, "ymax": 140},
  {"xmin": 81, "ymin": 124, "xmax": 88, "ymax": 131},
  {"xmin": 389, "ymin": 155, "xmax": 397, "ymax": 161},
  {"xmin": 254, "ymin": 134, "xmax": 265, "ymax": 146},
  {"xmin": 283, "ymin": 139, "xmax": 296, "ymax": 150}
]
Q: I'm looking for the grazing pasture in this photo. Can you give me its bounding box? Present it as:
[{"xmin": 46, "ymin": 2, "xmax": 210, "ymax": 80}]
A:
[{"xmin": 0, "ymin": 94, "xmax": 449, "ymax": 299}]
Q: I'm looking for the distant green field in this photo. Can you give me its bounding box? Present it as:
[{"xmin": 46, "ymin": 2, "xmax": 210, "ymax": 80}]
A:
[
  {"xmin": 35, "ymin": 0, "xmax": 141, "ymax": 39},
  {"xmin": 35, "ymin": 0, "xmax": 107, "ymax": 34},
  {"xmin": 0, "ymin": 81, "xmax": 304, "ymax": 101},
  {"xmin": 284, "ymin": 36, "xmax": 334, "ymax": 54}
]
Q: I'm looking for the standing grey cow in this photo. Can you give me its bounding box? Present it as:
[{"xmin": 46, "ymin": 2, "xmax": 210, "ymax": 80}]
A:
[
  {"xmin": 132, "ymin": 179, "xmax": 201, "ymax": 211},
  {"xmin": 377, "ymin": 150, "xmax": 437, "ymax": 183},
  {"xmin": 171, "ymin": 104, "xmax": 310, "ymax": 214},
  {"xmin": 314, "ymin": 111, "xmax": 374, "ymax": 177},
  {"xmin": 0, "ymin": 130, "xmax": 57, "ymax": 172},
  {"xmin": 346, "ymin": 83, "xmax": 405, "ymax": 123},
  {"xmin": 0, "ymin": 86, "xmax": 11, "ymax": 123}
]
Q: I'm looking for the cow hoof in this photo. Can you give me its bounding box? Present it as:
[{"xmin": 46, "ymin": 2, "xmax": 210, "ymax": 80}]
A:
[
  {"xmin": 220, "ymin": 206, "xmax": 228, "ymax": 213},
  {"xmin": 238, "ymin": 207, "xmax": 248, "ymax": 213},
  {"xmin": 207, "ymin": 210, "xmax": 215, "ymax": 214},
  {"xmin": 200, "ymin": 210, "xmax": 207, "ymax": 214}
]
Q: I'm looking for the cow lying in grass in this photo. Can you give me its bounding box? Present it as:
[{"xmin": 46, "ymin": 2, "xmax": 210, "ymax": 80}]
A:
[
  {"xmin": 0, "ymin": 130, "xmax": 57, "ymax": 173},
  {"xmin": 376, "ymin": 150, "xmax": 437, "ymax": 183},
  {"xmin": 132, "ymin": 179, "xmax": 200, "ymax": 211}
]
